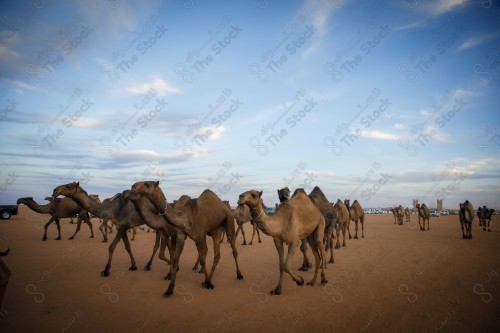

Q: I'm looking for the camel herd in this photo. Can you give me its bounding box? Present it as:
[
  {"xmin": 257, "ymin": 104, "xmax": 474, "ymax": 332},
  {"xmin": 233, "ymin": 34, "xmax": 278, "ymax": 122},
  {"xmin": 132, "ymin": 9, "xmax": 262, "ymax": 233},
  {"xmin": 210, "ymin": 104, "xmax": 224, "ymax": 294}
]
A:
[{"xmin": 0, "ymin": 181, "xmax": 495, "ymax": 304}]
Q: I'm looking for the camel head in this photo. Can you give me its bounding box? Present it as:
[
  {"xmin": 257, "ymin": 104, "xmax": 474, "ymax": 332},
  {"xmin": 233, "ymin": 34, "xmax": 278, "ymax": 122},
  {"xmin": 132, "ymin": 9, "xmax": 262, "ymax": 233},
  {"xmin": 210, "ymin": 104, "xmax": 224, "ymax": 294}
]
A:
[
  {"xmin": 238, "ymin": 190, "xmax": 263, "ymax": 208},
  {"xmin": 344, "ymin": 199, "xmax": 350, "ymax": 208},
  {"xmin": 52, "ymin": 182, "xmax": 81, "ymax": 198},
  {"xmin": 17, "ymin": 197, "xmax": 34, "ymax": 205},
  {"xmin": 129, "ymin": 180, "xmax": 160, "ymax": 199},
  {"xmin": 277, "ymin": 187, "xmax": 290, "ymax": 202},
  {"xmin": 415, "ymin": 203, "xmax": 421, "ymax": 210},
  {"xmin": 44, "ymin": 196, "xmax": 54, "ymax": 202}
]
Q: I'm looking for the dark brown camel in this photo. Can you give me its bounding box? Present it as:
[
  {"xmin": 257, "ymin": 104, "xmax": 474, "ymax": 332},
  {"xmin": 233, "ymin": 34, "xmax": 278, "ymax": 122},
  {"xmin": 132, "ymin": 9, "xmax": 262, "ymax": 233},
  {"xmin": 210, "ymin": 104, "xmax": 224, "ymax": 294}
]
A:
[
  {"xmin": 128, "ymin": 181, "xmax": 243, "ymax": 297},
  {"xmin": 0, "ymin": 249, "xmax": 11, "ymax": 310},
  {"xmin": 17, "ymin": 197, "xmax": 93, "ymax": 241},
  {"xmin": 51, "ymin": 183, "xmax": 170, "ymax": 277}
]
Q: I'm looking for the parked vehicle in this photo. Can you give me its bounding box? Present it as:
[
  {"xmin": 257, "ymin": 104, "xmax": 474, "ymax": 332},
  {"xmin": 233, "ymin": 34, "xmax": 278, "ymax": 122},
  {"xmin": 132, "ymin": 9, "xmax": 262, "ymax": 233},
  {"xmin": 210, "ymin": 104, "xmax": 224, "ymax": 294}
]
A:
[
  {"xmin": 440, "ymin": 210, "xmax": 449, "ymax": 215},
  {"xmin": 0, "ymin": 204, "xmax": 18, "ymax": 220},
  {"xmin": 430, "ymin": 210, "xmax": 440, "ymax": 217}
]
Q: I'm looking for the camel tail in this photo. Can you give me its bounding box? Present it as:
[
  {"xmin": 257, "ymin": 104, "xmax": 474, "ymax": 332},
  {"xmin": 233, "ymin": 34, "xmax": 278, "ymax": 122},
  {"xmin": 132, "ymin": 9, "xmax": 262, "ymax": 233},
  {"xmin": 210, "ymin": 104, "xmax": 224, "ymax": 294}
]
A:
[{"xmin": 0, "ymin": 249, "xmax": 10, "ymax": 256}]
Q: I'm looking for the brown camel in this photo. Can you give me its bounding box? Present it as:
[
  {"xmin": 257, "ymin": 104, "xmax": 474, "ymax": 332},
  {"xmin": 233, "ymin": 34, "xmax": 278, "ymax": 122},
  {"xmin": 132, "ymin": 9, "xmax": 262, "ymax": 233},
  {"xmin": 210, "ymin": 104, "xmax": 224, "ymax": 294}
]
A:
[
  {"xmin": 459, "ymin": 200, "xmax": 474, "ymax": 239},
  {"xmin": 301, "ymin": 187, "xmax": 337, "ymax": 268},
  {"xmin": 0, "ymin": 249, "xmax": 10, "ymax": 310},
  {"xmin": 233, "ymin": 204, "xmax": 262, "ymax": 245},
  {"xmin": 128, "ymin": 181, "xmax": 243, "ymax": 297},
  {"xmin": 238, "ymin": 189, "xmax": 327, "ymax": 295},
  {"xmin": 17, "ymin": 197, "xmax": 93, "ymax": 241},
  {"xmin": 480, "ymin": 206, "xmax": 494, "ymax": 232},
  {"xmin": 416, "ymin": 203, "xmax": 430, "ymax": 231},
  {"xmin": 404, "ymin": 207, "xmax": 411, "ymax": 223},
  {"xmin": 477, "ymin": 207, "xmax": 485, "ymax": 227},
  {"xmin": 390, "ymin": 206, "xmax": 403, "ymax": 225},
  {"xmin": 333, "ymin": 199, "xmax": 350, "ymax": 248},
  {"xmin": 276, "ymin": 188, "xmax": 313, "ymax": 271},
  {"xmin": 52, "ymin": 183, "xmax": 170, "ymax": 276},
  {"xmin": 344, "ymin": 199, "xmax": 365, "ymax": 238}
]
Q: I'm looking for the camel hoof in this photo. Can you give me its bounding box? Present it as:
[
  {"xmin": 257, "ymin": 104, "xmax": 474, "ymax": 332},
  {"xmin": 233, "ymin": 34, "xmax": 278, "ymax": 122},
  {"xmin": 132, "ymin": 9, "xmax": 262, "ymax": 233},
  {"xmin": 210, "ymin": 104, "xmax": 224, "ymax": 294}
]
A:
[
  {"xmin": 483, "ymin": 228, "xmax": 486, "ymax": 231},
  {"xmin": 299, "ymin": 266, "xmax": 309, "ymax": 272},
  {"xmin": 101, "ymin": 271, "xmax": 110, "ymax": 277},
  {"xmin": 102, "ymin": 239, "xmax": 107, "ymax": 243},
  {"xmin": 488, "ymin": 230, "xmax": 491, "ymax": 232},
  {"xmin": 68, "ymin": 237, "xmax": 74, "ymax": 240},
  {"xmin": 259, "ymin": 240, "xmax": 262, "ymax": 243},
  {"xmin": 342, "ymin": 243, "xmax": 346, "ymax": 247},
  {"xmin": 354, "ymin": 235, "xmax": 358, "ymax": 239},
  {"xmin": 202, "ymin": 281, "xmax": 214, "ymax": 289},
  {"xmin": 328, "ymin": 258, "xmax": 334, "ymax": 264},
  {"xmin": 242, "ymin": 242, "xmax": 247, "ymax": 246},
  {"xmin": 237, "ymin": 272, "xmax": 244, "ymax": 280},
  {"xmin": 163, "ymin": 289, "xmax": 174, "ymax": 297},
  {"xmin": 42, "ymin": 237, "xmax": 47, "ymax": 241},
  {"xmin": 321, "ymin": 278, "xmax": 328, "ymax": 285},
  {"xmin": 270, "ymin": 289, "xmax": 281, "ymax": 295},
  {"xmin": 348, "ymin": 236, "xmax": 352, "ymax": 239},
  {"xmin": 296, "ymin": 276, "xmax": 304, "ymax": 286},
  {"xmin": 307, "ymin": 281, "xmax": 315, "ymax": 286},
  {"xmin": 56, "ymin": 237, "xmax": 61, "ymax": 240},
  {"xmin": 144, "ymin": 266, "xmax": 151, "ymax": 271},
  {"xmin": 129, "ymin": 265, "xmax": 137, "ymax": 271},
  {"xmin": 90, "ymin": 235, "xmax": 94, "ymax": 238}
]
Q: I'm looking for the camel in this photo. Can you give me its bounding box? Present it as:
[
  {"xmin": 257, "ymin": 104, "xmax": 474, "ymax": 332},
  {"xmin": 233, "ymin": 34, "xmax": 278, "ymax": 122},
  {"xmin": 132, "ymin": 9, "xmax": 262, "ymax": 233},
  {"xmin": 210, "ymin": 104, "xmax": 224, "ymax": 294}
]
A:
[
  {"xmin": 0, "ymin": 249, "xmax": 10, "ymax": 310},
  {"xmin": 459, "ymin": 200, "xmax": 474, "ymax": 239},
  {"xmin": 333, "ymin": 199, "xmax": 350, "ymax": 248},
  {"xmin": 302, "ymin": 187, "xmax": 337, "ymax": 266},
  {"xmin": 480, "ymin": 206, "xmax": 495, "ymax": 232},
  {"xmin": 276, "ymin": 188, "xmax": 313, "ymax": 271},
  {"xmin": 52, "ymin": 182, "xmax": 170, "ymax": 276},
  {"xmin": 477, "ymin": 207, "xmax": 485, "ymax": 227},
  {"xmin": 404, "ymin": 207, "xmax": 411, "ymax": 223},
  {"xmin": 344, "ymin": 199, "xmax": 365, "ymax": 238},
  {"xmin": 233, "ymin": 204, "xmax": 262, "ymax": 245},
  {"xmin": 416, "ymin": 203, "xmax": 430, "ymax": 231},
  {"xmin": 17, "ymin": 197, "xmax": 93, "ymax": 241},
  {"xmin": 128, "ymin": 181, "xmax": 243, "ymax": 296},
  {"xmin": 238, "ymin": 189, "xmax": 327, "ymax": 295},
  {"xmin": 390, "ymin": 206, "xmax": 404, "ymax": 225}
]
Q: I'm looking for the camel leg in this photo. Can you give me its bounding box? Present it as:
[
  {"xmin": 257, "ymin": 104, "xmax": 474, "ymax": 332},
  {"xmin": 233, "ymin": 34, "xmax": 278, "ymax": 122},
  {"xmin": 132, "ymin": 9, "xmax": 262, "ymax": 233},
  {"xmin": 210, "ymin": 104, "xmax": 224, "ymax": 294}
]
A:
[
  {"xmin": 334, "ymin": 227, "xmax": 341, "ymax": 249},
  {"xmin": 55, "ymin": 218, "xmax": 62, "ymax": 240},
  {"xmin": 99, "ymin": 221, "xmax": 107, "ymax": 242},
  {"xmin": 84, "ymin": 215, "xmax": 94, "ymax": 238},
  {"xmin": 163, "ymin": 234, "xmax": 175, "ymax": 280},
  {"xmin": 205, "ymin": 231, "xmax": 223, "ymax": 287},
  {"xmin": 341, "ymin": 223, "xmax": 347, "ymax": 247},
  {"xmin": 69, "ymin": 215, "xmax": 82, "ymax": 240},
  {"xmin": 145, "ymin": 231, "xmax": 161, "ymax": 270},
  {"xmin": 468, "ymin": 222, "xmax": 473, "ymax": 239},
  {"xmin": 283, "ymin": 241, "xmax": 304, "ymax": 287},
  {"xmin": 360, "ymin": 216, "xmax": 365, "ymax": 238},
  {"xmin": 347, "ymin": 220, "xmax": 352, "ymax": 239},
  {"xmin": 460, "ymin": 222, "xmax": 466, "ymax": 239},
  {"xmin": 101, "ymin": 225, "xmax": 127, "ymax": 276},
  {"xmin": 256, "ymin": 225, "xmax": 262, "ymax": 243},
  {"xmin": 0, "ymin": 257, "xmax": 11, "ymax": 309},
  {"xmin": 236, "ymin": 224, "xmax": 247, "ymax": 245},
  {"xmin": 42, "ymin": 217, "xmax": 56, "ymax": 241},
  {"xmin": 165, "ymin": 233, "xmax": 186, "ymax": 296},
  {"xmin": 354, "ymin": 220, "xmax": 359, "ymax": 239},
  {"xmin": 427, "ymin": 218, "xmax": 430, "ymax": 230},
  {"xmin": 325, "ymin": 225, "xmax": 334, "ymax": 264},
  {"xmin": 306, "ymin": 232, "xmax": 327, "ymax": 286},
  {"xmin": 224, "ymin": 218, "xmax": 243, "ymax": 281},
  {"xmin": 121, "ymin": 230, "xmax": 137, "ymax": 271},
  {"xmin": 194, "ymin": 237, "xmax": 211, "ymax": 289},
  {"xmin": 271, "ymin": 238, "xmax": 285, "ymax": 295},
  {"xmin": 299, "ymin": 239, "xmax": 312, "ymax": 271}
]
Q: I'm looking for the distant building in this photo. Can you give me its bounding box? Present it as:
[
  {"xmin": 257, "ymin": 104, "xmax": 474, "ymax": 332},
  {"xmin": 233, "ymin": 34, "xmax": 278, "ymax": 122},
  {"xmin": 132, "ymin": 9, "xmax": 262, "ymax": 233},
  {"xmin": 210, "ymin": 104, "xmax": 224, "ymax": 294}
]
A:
[{"xmin": 437, "ymin": 199, "xmax": 443, "ymax": 210}]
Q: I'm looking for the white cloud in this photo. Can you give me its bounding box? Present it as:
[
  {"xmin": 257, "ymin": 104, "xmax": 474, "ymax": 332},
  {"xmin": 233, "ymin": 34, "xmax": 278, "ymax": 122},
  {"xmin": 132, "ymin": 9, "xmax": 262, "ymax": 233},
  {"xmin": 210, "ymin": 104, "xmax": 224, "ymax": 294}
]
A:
[
  {"xmin": 459, "ymin": 33, "xmax": 500, "ymax": 50},
  {"xmin": 71, "ymin": 117, "xmax": 102, "ymax": 128},
  {"xmin": 359, "ymin": 130, "xmax": 398, "ymax": 141},
  {"xmin": 394, "ymin": 123, "xmax": 406, "ymax": 129},
  {"xmin": 424, "ymin": 0, "xmax": 469, "ymax": 15},
  {"xmin": 126, "ymin": 78, "xmax": 181, "ymax": 96}
]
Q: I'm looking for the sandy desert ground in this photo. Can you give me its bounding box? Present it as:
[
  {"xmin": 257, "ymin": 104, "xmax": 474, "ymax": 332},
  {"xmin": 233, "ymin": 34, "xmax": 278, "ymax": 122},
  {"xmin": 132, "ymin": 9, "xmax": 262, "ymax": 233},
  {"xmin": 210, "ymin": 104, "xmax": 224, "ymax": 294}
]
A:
[{"xmin": 0, "ymin": 205, "xmax": 499, "ymax": 333}]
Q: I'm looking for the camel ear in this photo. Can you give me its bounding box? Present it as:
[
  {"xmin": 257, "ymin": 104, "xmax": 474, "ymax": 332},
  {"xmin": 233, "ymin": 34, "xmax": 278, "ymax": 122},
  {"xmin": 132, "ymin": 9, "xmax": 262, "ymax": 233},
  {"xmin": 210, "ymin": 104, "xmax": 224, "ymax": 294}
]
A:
[
  {"xmin": 76, "ymin": 181, "xmax": 80, "ymax": 187},
  {"xmin": 259, "ymin": 190, "xmax": 263, "ymax": 197},
  {"xmin": 154, "ymin": 181, "xmax": 159, "ymax": 187}
]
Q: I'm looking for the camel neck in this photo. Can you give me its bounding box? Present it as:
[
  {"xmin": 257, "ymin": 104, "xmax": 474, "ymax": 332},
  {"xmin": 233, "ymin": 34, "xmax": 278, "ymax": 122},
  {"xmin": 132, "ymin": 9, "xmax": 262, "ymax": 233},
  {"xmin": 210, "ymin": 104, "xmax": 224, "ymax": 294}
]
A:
[
  {"xmin": 73, "ymin": 191, "xmax": 102, "ymax": 217},
  {"xmin": 26, "ymin": 200, "xmax": 52, "ymax": 214},
  {"xmin": 250, "ymin": 206, "xmax": 280, "ymax": 238}
]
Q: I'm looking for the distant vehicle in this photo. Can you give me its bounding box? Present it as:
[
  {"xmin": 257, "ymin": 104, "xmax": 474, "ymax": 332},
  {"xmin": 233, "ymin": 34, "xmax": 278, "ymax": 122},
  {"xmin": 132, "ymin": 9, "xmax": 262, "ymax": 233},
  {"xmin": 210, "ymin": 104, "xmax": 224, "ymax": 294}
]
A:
[
  {"xmin": 0, "ymin": 204, "xmax": 18, "ymax": 220},
  {"xmin": 430, "ymin": 210, "xmax": 440, "ymax": 217},
  {"xmin": 264, "ymin": 207, "xmax": 275, "ymax": 215},
  {"xmin": 440, "ymin": 210, "xmax": 449, "ymax": 215}
]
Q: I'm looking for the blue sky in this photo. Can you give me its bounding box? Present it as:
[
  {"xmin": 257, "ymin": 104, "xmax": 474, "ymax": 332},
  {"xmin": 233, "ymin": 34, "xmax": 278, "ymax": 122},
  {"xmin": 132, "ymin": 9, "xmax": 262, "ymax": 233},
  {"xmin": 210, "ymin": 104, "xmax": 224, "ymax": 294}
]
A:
[{"xmin": 0, "ymin": 0, "xmax": 499, "ymax": 209}]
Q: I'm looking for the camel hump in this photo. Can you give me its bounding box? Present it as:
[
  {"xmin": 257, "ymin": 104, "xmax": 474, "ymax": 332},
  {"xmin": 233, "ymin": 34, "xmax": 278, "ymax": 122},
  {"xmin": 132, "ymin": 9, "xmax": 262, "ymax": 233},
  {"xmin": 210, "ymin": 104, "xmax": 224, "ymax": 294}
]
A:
[{"xmin": 292, "ymin": 188, "xmax": 306, "ymax": 197}]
